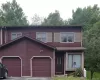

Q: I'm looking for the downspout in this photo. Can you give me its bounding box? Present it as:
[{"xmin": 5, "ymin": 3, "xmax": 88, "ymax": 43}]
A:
[
  {"xmin": 81, "ymin": 27, "xmax": 83, "ymax": 47},
  {"xmin": 1, "ymin": 27, "xmax": 3, "ymax": 45}
]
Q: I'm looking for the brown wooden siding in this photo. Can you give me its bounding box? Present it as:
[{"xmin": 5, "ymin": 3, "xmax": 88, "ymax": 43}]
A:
[
  {"xmin": 47, "ymin": 32, "xmax": 52, "ymax": 42},
  {"xmin": 74, "ymin": 32, "xmax": 82, "ymax": 42},
  {"xmin": 4, "ymin": 27, "xmax": 82, "ymax": 47},
  {"xmin": 0, "ymin": 39, "xmax": 54, "ymax": 76},
  {"xmin": 54, "ymin": 33, "xmax": 60, "ymax": 42},
  {"xmin": 47, "ymin": 42, "xmax": 81, "ymax": 47}
]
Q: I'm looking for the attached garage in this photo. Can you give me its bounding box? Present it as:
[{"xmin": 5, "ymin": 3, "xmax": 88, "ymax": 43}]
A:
[
  {"xmin": 2, "ymin": 57, "xmax": 21, "ymax": 77},
  {"xmin": 32, "ymin": 57, "xmax": 51, "ymax": 77},
  {"xmin": 0, "ymin": 36, "xmax": 55, "ymax": 77}
]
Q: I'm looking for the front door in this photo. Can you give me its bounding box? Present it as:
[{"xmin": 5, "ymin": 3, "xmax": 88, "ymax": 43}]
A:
[{"xmin": 55, "ymin": 53, "xmax": 64, "ymax": 74}]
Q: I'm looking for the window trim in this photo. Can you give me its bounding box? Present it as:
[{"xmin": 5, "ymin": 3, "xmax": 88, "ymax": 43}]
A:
[
  {"xmin": 0, "ymin": 63, "xmax": 3, "ymax": 68},
  {"xmin": 60, "ymin": 32, "xmax": 75, "ymax": 43},
  {"xmin": 36, "ymin": 32, "xmax": 47, "ymax": 43},
  {"xmin": 11, "ymin": 32, "xmax": 22, "ymax": 40}
]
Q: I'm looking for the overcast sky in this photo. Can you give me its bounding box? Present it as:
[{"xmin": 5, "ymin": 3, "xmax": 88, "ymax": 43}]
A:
[{"xmin": 0, "ymin": 0, "xmax": 100, "ymax": 23}]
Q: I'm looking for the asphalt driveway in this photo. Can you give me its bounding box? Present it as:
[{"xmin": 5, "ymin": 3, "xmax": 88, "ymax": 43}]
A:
[{"xmin": 2, "ymin": 77, "xmax": 52, "ymax": 80}]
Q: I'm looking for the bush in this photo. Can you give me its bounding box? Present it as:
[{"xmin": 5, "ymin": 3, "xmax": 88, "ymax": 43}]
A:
[
  {"xmin": 67, "ymin": 72, "xmax": 75, "ymax": 77},
  {"xmin": 74, "ymin": 67, "xmax": 83, "ymax": 77}
]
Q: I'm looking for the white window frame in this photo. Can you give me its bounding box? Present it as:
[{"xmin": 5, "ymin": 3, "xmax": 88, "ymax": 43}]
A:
[
  {"xmin": 67, "ymin": 54, "xmax": 82, "ymax": 69},
  {"xmin": 11, "ymin": 32, "xmax": 22, "ymax": 40},
  {"xmin": 60, "ymin": 32, "xmax": 75, "ymax": 43},
  {"xmin": 36, "ymin": 32, "xmax": 47, "ymax": 43}
]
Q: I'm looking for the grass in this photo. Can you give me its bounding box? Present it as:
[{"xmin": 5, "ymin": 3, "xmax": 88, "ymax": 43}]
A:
[
  {"xmin": 53, "ymin": 76, "xmax": 85, "ymax": 80},
  {"xmin": 87, "ymin": 71, "xmax": 100, "ymax": 79},
  {"xmin": 52, "ymin": 71, "xmax": 100, "ymax": 80}
]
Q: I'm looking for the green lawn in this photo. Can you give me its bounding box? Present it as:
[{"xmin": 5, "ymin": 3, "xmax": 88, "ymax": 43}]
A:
[
  {"xmin": 87, "ymin": 71, "xmax": 100, "ymax": 79},
  {"xmin": 53, "ymin": 76, "xmax": 85, "ymax": 80},
  {"xmin": 52, "ymin": 71, "xmax": 100, "ymax": 80}
]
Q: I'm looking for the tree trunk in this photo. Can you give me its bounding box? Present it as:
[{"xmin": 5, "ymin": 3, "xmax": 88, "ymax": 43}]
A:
[{"xmin": 90, "ymin": 71, "xmax": 94, "ymax": 80}]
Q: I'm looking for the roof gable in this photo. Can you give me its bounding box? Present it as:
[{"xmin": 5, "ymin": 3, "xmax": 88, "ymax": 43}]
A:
[{"xmin": 0, "ymin": 36, "xmax": 55, "ymax": 50}]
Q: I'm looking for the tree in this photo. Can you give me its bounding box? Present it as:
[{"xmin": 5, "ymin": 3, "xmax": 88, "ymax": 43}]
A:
[
  {"xmin": 41, "ymin": 10, "xmax": 64, "ymax": 26},
  {"xmin": 84, "ymin": 21, "xmax": 100, "ymax": 79},
  {"xmin": 31, "ymin": 14, "xmax": 43, "ymax": 25},
  {"xmin": 68, "ymin": 5, "xmax": 100, "ymax": 30},
  {"xmin": 0, "ymin": 0, "xmax": 29, "ymax": 26},
  {"xmin": 67, "ymin": 5, "xmax": 100, "ymax": 79}
]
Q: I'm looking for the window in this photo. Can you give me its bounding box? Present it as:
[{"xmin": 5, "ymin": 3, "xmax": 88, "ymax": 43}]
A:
[
  {"xmin": 68, "ymin": 54, "xmax": 81, "ymax": 69},
  {"xmin": 60, "ymin": 32, "xmax": 74, "ymax": 42},
  {"xmin": 0, "ymin": 63, "xmax": 3, "ymax": 68},
  {"xmin": 57, "ymin": 57, "xmax": 62, "ymax": 64},
  {"xmin": 36, "ymin": 32, "xmax": 47, "ymax": 42},
  {"xmin": 11, "ymin": 32, "xmax": 22, "ymax": 40}
]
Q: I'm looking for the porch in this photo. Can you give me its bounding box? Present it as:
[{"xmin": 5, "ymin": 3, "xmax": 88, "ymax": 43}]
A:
[{"xmin": 55, "ymin": 49, "xmax": 84, "ymax": 75}]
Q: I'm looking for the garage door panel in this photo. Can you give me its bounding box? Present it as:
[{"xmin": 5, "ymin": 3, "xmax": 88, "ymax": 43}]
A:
[
  {"xmin": 32, "ymin": 57, "xmax": 51, "ymax": 77},
  {"xmin": 33, "ymin": 66, "xmax": 50, "ymax": 70},
  {"xmin": 2, "ymin": 57, "xmax": 21, "ymax": 77},
  {"xmin": 33, "ymin": 63, "xmax": 50, "ymax": 66},
  {"xmin": 33, "ymin": 71, "xmax": 50, "ymax": 77},
  {"xmin": 33, "ymin": 61, "xmax": 50, "ymax": 64}
]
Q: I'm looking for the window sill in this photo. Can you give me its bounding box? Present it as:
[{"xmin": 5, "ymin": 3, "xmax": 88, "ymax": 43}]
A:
[
  {"xmin": 66, "ymin": 68, "xmax": 76, "ymax": 71},
  {"xmin": 60, "ymin": 42, "xmax": 74, "ymax": 43}
]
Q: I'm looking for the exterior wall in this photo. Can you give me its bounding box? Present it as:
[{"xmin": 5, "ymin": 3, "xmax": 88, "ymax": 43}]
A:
[
  {"xmin": 4, "ymin": 27, "xmax": 82, "ymax": 47},
  {"xmin": 47, "ymin": 32, "xmax": 52, "ymax": 42},
  {"xmin": 26, "ymin": 39, "xmax": 54, "ymax": 77},
  {"xmin": 5, "ymin": 29, "xmax": 36, "ymax": 42},
  {"xmin": 47, "ymin": 42, "xmax": 81, "ymax": 47},
  {"xmin": 0, "ymin": 39, "xmax": 54, "ymax": 77},
  {"xmin": 0, "ymin": 29, "xmax": 1, "ymax": 45}
]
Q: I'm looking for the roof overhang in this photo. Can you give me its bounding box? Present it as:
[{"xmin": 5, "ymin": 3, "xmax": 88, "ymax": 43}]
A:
[
  {"xmin": 56, "ymin": 47, "xmax": 86, "ymax": 51},
  {"xmin": 0, "ymin": 25, "xmax": 82, "ymax": 29}
]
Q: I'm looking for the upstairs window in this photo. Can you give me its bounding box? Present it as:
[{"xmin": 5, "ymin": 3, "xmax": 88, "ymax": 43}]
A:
[
  {"xmin": 11, "ymin": 32, "xmax": 22, "ymax": 40},
  {"xmin": 36, "ymin": 32, "xmax": 47, "ymax": 42},
  {"xmin": 60, "ymin": 32, "xmax": 74, "ymax": 43}
]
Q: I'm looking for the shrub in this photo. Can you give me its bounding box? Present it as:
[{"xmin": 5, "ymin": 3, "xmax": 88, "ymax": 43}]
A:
[
  {"xmin": 67, "ymin": 72, "xmax": 74, "ymax": 77},
  {"xmin": 74, "ymin": 67, "xmax": 83, "ymax": 77}
]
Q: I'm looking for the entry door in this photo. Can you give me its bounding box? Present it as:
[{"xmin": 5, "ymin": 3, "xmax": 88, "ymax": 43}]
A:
[{"xmin": 55, "ymin": 54, "xmax": 64, "ymax": 74}]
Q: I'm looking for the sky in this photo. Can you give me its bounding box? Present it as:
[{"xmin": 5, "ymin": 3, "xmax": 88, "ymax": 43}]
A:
[{"xmin": 0, "ymin": 0, "xmax": 100, "ymax": 23}]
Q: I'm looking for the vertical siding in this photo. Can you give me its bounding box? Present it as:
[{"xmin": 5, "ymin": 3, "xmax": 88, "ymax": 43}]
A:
[
  {"xmin": 5, "ymin": 28, "xmax": 82, "ymax": 47},
  {"xmin": 74, "ymin": 32, "xmax": 82, "ymax": 42},
  {"xmin": 47, "ymin": 32, "xmax": 52, "ymax": 42},
  {"xmin": 54, "ymin": 33, "xmax": 60, "ymax": 42},
  {"xmin": 26, "ymin": 39, "xmax": 54, "ymax": 76},
  {"xmin": 0, "ymin": 39, "xmax": 55, "ymax": 76}
]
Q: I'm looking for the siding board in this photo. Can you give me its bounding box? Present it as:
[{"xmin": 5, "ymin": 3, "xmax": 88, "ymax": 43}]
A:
[
  {"xmin": 54, "ymin": 33, "xmax": 60, "ymax": 42},
  {"xmin": 47, "ymin": 32, "xmax": 52, "ymax": 42},
  {"xmin": 75, "ymin": 32, "xmax": 81, "ymax": 42}
]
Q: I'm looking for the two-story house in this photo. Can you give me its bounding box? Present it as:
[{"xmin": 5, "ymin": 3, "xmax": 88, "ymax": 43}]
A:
[{"xmin": 0, "ymin": 26, "xmax": 85, "ymax": 77}]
